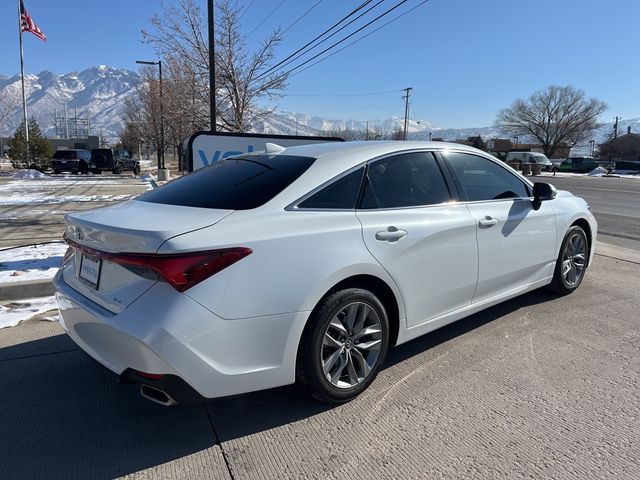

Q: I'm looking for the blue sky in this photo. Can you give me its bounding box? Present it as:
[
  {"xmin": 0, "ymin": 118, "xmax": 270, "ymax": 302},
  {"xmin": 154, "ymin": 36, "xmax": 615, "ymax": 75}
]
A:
[{"xmin": 1, "ymin": 0, "xmax": 637, "ymax": 128}]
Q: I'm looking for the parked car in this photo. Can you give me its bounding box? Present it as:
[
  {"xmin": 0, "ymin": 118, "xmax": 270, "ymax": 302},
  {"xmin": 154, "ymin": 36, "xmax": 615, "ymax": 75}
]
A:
[
  {"xmin": 50, "ymin": 149, "xmax": 91, "ymax": 174},
  {"xmin": 90, "ymin": 148, "xmax": 140, "ymax": 174},
  {"xmin": 54, "ymin": 141, "xmax": 597, "ymax": 405},
  {"xmin": 559, "ymin": 157, "xmax": 611, "ymax": 173}
]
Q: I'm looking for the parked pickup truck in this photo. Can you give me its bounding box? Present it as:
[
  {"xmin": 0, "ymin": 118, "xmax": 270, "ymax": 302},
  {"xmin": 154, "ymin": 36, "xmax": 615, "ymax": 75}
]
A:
[{"xmin": 90, "ymin": 148, "xmax": 140, "ymax": 175}]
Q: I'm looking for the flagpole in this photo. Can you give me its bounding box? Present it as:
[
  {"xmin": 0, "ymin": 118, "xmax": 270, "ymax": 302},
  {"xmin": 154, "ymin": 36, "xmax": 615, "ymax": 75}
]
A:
[{"xmin": 17, "ymin": 0, "xmax": 29, "ymax": 166}]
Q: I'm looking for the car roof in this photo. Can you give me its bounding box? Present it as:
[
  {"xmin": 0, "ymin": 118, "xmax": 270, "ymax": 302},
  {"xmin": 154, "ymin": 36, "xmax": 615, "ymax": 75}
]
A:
[
  {"xmin": 258, "ymin": 140, "xmax": 495, "ymax": 210},
  {"xmin": 279, "ymin": 140, "xmax": 479, "ymax": 160}
]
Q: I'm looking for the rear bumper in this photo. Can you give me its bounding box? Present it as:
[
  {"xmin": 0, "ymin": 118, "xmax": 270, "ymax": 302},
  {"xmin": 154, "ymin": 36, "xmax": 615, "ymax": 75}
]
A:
[
  {"xmin": 51, "ymin": 160, "xmax": 80, "ymax": 171},
  {"xmin": 53, "ymin": 270, "xmax": 303, "ymax": 402}
]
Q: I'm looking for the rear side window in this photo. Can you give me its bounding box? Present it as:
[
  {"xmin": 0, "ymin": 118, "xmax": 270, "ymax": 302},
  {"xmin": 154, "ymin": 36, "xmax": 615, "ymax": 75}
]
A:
[
  {"xmin": 445, "ymin": 152, "xmax": 530, "ymax": 201},
  {"xmin": 298, "ymin": 167, "xmax": 364, "ymax": 209},
  {"xmin": 360, "ymin": 152, "xmax": 451, "ymax": 209},
  {"xmin": 140, "ymin": 154, "xmax": 316, "ymax": 210}
]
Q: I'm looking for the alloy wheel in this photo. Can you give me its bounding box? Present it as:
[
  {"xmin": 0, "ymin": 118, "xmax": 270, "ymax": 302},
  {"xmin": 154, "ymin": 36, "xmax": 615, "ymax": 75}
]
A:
[
  {"xmin": 561, "ymin": 232, "xmax": 587, "ymax": 287},
  {"xmin": 321, "ymin": 301, "xmax": 383, "ymax": 389}
]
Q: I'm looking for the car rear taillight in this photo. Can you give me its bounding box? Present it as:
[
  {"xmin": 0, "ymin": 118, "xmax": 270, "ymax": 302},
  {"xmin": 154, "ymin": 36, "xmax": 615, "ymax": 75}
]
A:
[
  {"xmin": 109, "ymin": 248, "xmax": 252, "ymax": 292},
  {"xmin": 63, "ymin": 234, "xmax": 251, "ymax": 292}
]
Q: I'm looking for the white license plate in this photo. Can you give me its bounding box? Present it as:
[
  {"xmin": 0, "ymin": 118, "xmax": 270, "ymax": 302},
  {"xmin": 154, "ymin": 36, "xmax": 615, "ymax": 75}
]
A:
[
  {"xmin": 61, "ymin": 160, "xmax": 67, "ymax": 164},
  {"xmin": 79, "ymin": 253, "xmax": 102, "ymax": 289}
]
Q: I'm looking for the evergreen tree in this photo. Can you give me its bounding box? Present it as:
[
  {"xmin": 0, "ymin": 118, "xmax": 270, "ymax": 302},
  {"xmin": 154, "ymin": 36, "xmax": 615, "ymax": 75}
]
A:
[{"xmin": 8, "ymin": 119, "xmax": 53, "ymax": 170}]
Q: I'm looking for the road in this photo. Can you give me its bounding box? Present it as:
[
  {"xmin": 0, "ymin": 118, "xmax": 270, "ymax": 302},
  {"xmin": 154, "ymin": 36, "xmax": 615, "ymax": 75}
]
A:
[
  {"xmin": 1, "ymin": 255, "xmax": 639, "ymax": 479},
  {"xmin": 541, "ymin": 175, "xmax": 640, "ymax": 250}
]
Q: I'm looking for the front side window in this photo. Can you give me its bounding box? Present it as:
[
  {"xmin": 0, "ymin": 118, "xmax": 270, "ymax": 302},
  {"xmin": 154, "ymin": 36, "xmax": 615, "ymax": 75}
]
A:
[
  {"xmin": 297, "ymin": 167, "xmax": 364, "ymax": 209},
  {"xmin": 445, "ymin": 152, "xmax": 530, "ymax": 201},
  {"xmin": 140, "ymin": 154, "xmax": 316, "ymax": 210},
  {"xmin": 360, "ymin": 152, "xmax": 451, "ymax": 209}
]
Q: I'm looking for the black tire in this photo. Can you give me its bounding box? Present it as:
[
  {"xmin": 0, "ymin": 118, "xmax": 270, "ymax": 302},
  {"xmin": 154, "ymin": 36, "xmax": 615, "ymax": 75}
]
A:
[
  {"xmin": 112, "ymin": 163, "xmax": 122, "ymax": 174},
  {"xmin": 79, "ymin": 161, "xmax": 88, "ymax": 175},
  {"xmin": 92, "ymin": 169, "xmax": 100, "ymax": 175},
  {"xmin": 53, "ymin": 169, "xmax": 61, "ymax": 175},
  {"xmin": 297, "ymin": 288, "xmax": 389, "ymax": 403},
  {"xmin": 133, "ymin": 164, "xmax": 140, "ymax": 175},
  {"xmin": 548, "ymin": 225, "xmax": 589, "ymax": 295}
]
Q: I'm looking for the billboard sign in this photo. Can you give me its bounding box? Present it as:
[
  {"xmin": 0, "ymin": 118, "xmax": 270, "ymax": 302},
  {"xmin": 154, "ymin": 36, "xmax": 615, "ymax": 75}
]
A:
[{"xmin": 184, "ymin": 131, "xmax": 344, "ymax": 172}]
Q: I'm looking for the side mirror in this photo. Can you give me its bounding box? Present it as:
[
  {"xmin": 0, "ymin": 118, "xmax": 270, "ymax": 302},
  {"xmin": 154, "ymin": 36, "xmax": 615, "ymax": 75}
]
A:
[{"xmin": 532, "ymin": 182, "xmax": 557, "ymax": 210}]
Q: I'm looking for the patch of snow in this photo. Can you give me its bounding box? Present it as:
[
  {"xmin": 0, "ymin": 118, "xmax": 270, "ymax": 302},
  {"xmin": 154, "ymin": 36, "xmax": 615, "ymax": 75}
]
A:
[
  {"xmin": 0, "ymin": 193, "xmax": 133, "ymax": 206},
  {"xmin": 587, "ymin": 166, "xmax": 609, "ymax": 176},
  {"xmin": 0, "ymin": 243, "xmax": 67, "ymax": 283},
  {"xmin": 13, "ymin": 169, "xmax": 46, "ymax": 179},
  {"xmin": 0, "ymin": 296, "xmax": 59, "ymax": 329}
]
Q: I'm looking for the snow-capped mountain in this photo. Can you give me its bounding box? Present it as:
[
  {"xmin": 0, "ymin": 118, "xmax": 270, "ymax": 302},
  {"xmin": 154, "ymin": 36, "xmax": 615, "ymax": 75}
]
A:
[
  {"xmin": 0, "ymin": 65, "xmax": 636, "ymax": 154},
  {"xmin": 0, "ymin": 65, "xmax": 139, "ymax": 140}
]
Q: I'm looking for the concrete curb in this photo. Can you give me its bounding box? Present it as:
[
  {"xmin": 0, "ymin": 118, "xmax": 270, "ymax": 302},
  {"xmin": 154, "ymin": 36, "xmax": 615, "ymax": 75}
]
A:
[
  {"xmin": 0, "ymin": 278, "xmax": 55, "ymax": 302},
  {"xmin": 595, "ymin": 241, "xmax": 640, "ymax": 264}
]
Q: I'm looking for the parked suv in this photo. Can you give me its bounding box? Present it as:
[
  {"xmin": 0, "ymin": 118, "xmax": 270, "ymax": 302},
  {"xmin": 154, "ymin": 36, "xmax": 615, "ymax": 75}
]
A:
[
  {"xmin": 90, "ymin": 148, "xmax": 140, "ymax": 175},
  {"xmin": 50, "ymin": 149, "xmax": 91, "ymax": 174},
  {"xmin": 559, "ymin": 157, "xmax": 611, "ymax": 173}
]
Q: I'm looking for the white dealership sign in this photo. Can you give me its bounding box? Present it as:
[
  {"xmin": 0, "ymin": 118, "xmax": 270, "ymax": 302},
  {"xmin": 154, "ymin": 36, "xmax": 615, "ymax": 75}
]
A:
[{"xmin": 185, "ymin": 131, "xmax": 343, "ymax": 172}]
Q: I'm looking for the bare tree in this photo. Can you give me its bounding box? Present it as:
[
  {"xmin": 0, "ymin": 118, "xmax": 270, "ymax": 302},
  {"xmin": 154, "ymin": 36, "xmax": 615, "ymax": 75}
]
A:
[
  {"xmin": 0, "ymin": 88, "xmax": 20, "ymax": 134},
  {"xmin": 142, "ymin": 0, "xmax": 287, "ymax": 133},
  {"xmin": 496, "ymin": 85, "xmax": 606, "ymax": 157}
]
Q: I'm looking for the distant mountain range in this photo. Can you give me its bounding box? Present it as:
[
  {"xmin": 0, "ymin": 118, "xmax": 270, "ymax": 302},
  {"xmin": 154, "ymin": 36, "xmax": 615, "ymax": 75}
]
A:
[
  {"xmin": 1, "ymin": 65, "xmax": 638, "ymax": 156},
  {"xmin": 0, "ymin": 66, "xmax": 139, "ymax": 140}
]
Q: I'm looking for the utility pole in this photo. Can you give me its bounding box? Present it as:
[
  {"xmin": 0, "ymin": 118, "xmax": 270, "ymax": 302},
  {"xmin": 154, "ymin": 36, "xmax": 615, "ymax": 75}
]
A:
[
  {"xmin": 402, "ymin": 87, "xmax": 412, "ymax": 141},
  {"xmin": 613, "ymin": 116, "xmax": 620, "ymax": 139},
  {"xmin": 208, "ymin": 0, "xmax": 216, "ymax": 132}
]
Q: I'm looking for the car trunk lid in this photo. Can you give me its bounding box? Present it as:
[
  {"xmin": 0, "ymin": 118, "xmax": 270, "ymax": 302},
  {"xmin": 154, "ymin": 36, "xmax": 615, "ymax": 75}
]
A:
[{"xmin": 62, "ymin": 200, "xmax": 233, "ymax": 313}]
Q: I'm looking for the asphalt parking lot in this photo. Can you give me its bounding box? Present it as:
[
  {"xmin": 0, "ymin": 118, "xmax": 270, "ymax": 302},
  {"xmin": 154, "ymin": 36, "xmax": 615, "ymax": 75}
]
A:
[
  {"xmin": 1, "ymin": 254, "xmax": 639, "ymax": 479},
  {"xmin": 0, "ymin": 174, "xmax": 152, "ymax": 248}
]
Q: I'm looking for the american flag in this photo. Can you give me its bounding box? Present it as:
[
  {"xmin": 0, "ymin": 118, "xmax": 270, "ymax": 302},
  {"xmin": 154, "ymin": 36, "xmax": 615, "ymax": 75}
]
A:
[{"xmin": 20, "ymin": 0, "xmax": 46, "ymax": 41}]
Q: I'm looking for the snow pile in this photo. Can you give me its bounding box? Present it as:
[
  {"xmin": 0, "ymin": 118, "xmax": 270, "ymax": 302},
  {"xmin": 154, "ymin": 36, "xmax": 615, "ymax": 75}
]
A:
[
  {"xmin": 0, "ymin": 296, "xmax": 59, "ymax": 329},
  {"xmin": 0, "ymin": 243, "xmax": 67, "ymax": 283},
  {"xmin": 587, "ymin": 166, "xmax": 609, "ymax": 176},
  {"xmin": 13, "ymin": 169, "xmax": 46, "ymax": 179}
]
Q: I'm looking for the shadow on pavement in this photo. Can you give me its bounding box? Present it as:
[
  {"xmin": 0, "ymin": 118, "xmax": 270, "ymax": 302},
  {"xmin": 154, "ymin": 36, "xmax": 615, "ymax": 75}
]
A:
[
  {"xmin": 207, "ymin": 287, "xmax": 559, "ymax": 441},
  {"xmin": 0, "ymin": 342, "xmax": 217, "ymax": 479},
  {"xmin": 0, "ymin": 287, "xmax": 559, "ymax": 477}
]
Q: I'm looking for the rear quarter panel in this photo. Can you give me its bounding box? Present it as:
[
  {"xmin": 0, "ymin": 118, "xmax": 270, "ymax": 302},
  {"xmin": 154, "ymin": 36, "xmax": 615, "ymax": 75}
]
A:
[{"xmin": 159, "ymin": 210, "xmax": 406, "ymax": 322}]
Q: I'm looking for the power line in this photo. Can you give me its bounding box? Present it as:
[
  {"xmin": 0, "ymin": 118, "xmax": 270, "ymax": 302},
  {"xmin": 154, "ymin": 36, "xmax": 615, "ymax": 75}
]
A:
[
  {"xmin": 271, "ymin": 0, "xmax": 412, "ymax": 80},
  {"xmin": 238, "ymin": 0, "xmax": 257, "ymax": 20},
  {"xmin": 281, "ymin": 0, "xmax": 325, "ymax": 35},
  {"xmin": 287, "ymin": 89, "xmax": 402, "ymax": 97},
  {"xmin": 247, "ymin": 0, "xmax": 288, "ymax": 37},
  {"xmin": 257, "ymin": 0, "xmax": 376, "ymax": 79},
  {"xmin": 289, "ymin": 0, "xmax": 430, "ymax": 78},
  {"xmin": 259, "ymin": 0, "xmax": 387, "ymax": 80}
]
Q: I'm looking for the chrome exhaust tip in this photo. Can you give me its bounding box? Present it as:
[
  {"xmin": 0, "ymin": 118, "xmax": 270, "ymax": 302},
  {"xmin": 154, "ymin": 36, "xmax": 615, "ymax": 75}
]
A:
[{"xmin": 139, "ymin": 384, "xmax": 177, "ymax": 406}]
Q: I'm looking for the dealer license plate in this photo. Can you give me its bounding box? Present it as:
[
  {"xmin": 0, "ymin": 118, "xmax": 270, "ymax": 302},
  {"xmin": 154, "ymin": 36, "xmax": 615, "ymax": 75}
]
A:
[{"xmin": 79, "ymin": 253, "xmax": 101, "ymax": 289}]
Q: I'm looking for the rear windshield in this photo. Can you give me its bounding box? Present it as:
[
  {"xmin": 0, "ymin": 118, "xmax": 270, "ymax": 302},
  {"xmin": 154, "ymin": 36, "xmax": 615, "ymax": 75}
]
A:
[
  {"xmin": 140, "ymin": 154, "xmax": 316, "ymax": 210},
  {"xmin": 52, "ymin": 150, "xmax": 79, "ymax": 160}
]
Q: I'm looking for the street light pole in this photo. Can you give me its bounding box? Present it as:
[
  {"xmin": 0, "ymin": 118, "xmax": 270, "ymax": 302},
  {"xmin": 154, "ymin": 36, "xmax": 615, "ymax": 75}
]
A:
[
  {"xmin": 208, "ymin": 0, "xmax": 216, "ymax": 132},
  {"xmin": 136, "ymin": 60, "xmax": 165, "ymax": 171}
]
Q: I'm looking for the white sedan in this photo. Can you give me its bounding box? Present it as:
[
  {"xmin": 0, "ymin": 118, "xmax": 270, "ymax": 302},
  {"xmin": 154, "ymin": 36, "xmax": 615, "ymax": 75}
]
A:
[{"xmin": 54, "ymin": 141, "xmax": 596, "ymax": 405}]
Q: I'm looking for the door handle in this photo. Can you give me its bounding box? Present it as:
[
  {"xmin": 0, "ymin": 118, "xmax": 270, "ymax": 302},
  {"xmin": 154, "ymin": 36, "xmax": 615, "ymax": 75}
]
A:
[
  {"xmin": 375, "ymin": 227, "xmax": 408, "ymax": 242},
  {"xmin": 478, "ymin": 216, "xmax": 499, "ymax": 228}
]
